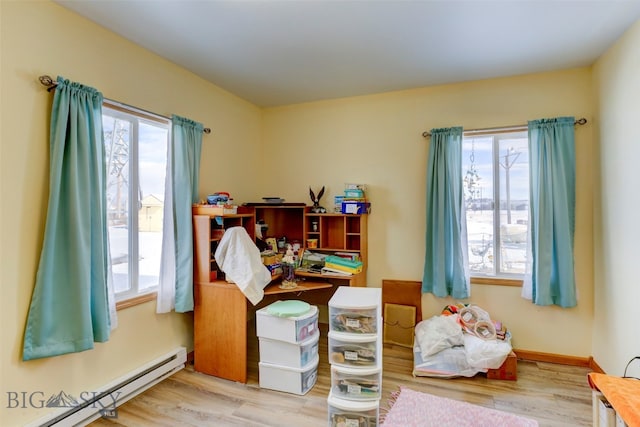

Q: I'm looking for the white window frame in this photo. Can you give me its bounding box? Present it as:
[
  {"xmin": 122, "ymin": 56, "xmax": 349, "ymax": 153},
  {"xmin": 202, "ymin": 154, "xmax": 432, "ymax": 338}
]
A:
[
  {"xmin": 103, "ymin": 102, "xmax": 170, "ymax": 303},
  {"xmin": 464, "ymin": 130, "xmax": 529, "ymax": 281}
]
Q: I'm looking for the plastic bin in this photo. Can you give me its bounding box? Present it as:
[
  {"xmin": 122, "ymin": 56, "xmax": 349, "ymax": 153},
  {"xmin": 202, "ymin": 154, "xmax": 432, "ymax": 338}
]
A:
[
  {"xmin": 259, "ymin": 329, "xmax": 320, "ymax": 368},
  {"xmin": 331, "ymin": 365, "xmax": 382, "ymax": 400},
  {"xmin": 256, "ymin": 303, "xmax": 318, "ymax": 343},
  {"xmin": 328, "ymin": 330, "xmax": 380, "ymax": 368},
  {"xmin": 259, "ymin": 355, "xmax": 318, "ymax": 395},
  {"xmin": 329, "ymin": 287, "xmax": 380, "ymax": 334},
  {"xmin": 327, "ymin": 391, "xmax": 379, "ymax": 426}
]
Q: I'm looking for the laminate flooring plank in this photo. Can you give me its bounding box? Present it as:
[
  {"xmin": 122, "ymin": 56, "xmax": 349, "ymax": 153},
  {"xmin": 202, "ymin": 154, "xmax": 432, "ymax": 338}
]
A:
[{"xmin": 91, "ymin": 324, "xmax": 593, "ymax": 427}]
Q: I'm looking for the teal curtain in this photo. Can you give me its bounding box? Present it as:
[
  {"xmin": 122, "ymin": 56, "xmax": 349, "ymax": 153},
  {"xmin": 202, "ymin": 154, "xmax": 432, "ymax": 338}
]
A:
[
  {"xmin": 23, "ymin": 77, "xmax": 110, "ymax": 360},
  {"xmin": 422, "ymin": 127, "xmax": 469, "ymax": 299},
  {"xmin": 157, "ymin": 115, "xmax": 203, "ymax": 313},
  {"xmin": 525, "ymin": 117, "xmax": 577, "ymax": 307}
]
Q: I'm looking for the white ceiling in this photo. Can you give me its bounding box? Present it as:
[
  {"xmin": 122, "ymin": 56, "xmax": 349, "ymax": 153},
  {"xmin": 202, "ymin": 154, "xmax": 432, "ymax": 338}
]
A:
[{"xmin": 55, "ymin": 0, "xmax": 640, "ymax": 107}]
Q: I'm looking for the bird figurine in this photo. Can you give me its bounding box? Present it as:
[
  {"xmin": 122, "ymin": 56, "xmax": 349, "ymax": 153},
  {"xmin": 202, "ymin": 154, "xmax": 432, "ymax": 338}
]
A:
[{"xmin": 309, "ymin": 186, "xmax": 327, "ymax": 213}]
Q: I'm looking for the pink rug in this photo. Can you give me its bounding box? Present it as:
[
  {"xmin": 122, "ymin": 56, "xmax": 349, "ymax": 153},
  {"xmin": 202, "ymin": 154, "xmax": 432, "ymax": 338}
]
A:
[{"xmin": 381, "ymin": 387, "xmax": 539, "ymax": 427}]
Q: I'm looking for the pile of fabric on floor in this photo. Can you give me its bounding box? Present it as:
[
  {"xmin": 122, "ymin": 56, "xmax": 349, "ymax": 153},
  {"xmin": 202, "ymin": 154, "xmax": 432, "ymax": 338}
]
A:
[{"xmin": 413, "ymin": 304, "xmax": 512, "ymax": 378}]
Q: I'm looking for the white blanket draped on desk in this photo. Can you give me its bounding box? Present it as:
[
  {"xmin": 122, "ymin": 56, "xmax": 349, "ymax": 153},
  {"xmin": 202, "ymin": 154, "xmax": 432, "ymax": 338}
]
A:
[{"xmin": 214, "ymin": 226, "xmax": 271, "ymax": 305}]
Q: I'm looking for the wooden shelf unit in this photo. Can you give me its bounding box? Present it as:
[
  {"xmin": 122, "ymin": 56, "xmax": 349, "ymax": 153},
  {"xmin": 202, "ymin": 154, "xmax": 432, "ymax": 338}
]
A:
[
  {"xmin": 303, "ymin": 208, "xmax": 368, "ymax": 287},
  {"xmin": 192, "ymin": 208, "xmax": 256, "ymax": 284},
  {"xmin": 194, "ymin": 277, "xmax": 354, "ymax": 383},
  {"xmin": 192, "ymin": 203, "xmax": 370, "ymax": 382},
  {"xmin": 253, "ymin": 204, "xmax": 306, "ymax": 247}
]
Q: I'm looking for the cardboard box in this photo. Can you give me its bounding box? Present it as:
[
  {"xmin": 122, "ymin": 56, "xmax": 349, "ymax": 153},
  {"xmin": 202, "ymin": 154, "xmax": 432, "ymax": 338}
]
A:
[
  {"xmin": 382, "ymin": 303, "xmax": 416, "ymax": 348},
  {"xmin": 261, "ymin": 253, "xmax": 282, "ymax": 265},
  {"xmin": 486, "ymin": 351, "xmax": 517, "ymax": 380}
]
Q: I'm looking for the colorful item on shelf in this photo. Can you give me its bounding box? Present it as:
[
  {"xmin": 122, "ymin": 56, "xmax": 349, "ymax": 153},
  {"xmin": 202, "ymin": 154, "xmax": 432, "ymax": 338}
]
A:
[
  {"xmin": 342, "ymin": 183, "xmax": 370, "ymax": 214},
  {"xmin": 280, "ymin": 244, "xmax": 297, "ymax": 289},
  {"xmin": 207, "ymin": 192, "xmax": 230, "ymax": 204},
  {"xmin": 309, "ymin": 186, "xmax": 327, "ymax": 213},
  {"xmin": 325, "ymin": 255, "xmax": 363, "ymax": 274}
]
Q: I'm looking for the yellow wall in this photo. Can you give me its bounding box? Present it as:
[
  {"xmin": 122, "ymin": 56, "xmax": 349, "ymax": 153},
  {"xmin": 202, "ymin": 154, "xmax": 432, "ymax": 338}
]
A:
[
  {"xmin": 263, "ymin": 69, "xmax": 595, "ymax": 357},
  {"xmin": 3, "ymin": 0, "xmax": 634, "ymax": 424},
  {"xmin": 0, "ymin": 1, "xmax": 262, "ymax": 425},
  {"xmin": 592, "ymin": 20, "xmax": 640, "ymax": 375}
]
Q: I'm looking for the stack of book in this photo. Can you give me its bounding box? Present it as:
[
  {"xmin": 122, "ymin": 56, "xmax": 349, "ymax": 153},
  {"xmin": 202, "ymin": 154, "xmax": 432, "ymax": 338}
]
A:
[
  {"xmin": 323, "ymin": 255, "xmax": 363, "ymax": 276},
  {"xmin": 341, "ymin": 183, "xmax": 371, "ymax": 214}
]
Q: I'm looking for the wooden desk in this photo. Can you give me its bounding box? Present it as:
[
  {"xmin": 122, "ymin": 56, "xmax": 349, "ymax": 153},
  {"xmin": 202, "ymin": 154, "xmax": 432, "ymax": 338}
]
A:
[
  {"xmin": 588, "ymin": 372, "xmax": 640, "ymax": 426},
  {"xmin": 194, "ymin": 276, "xmax": 357, "ymax": 383}
]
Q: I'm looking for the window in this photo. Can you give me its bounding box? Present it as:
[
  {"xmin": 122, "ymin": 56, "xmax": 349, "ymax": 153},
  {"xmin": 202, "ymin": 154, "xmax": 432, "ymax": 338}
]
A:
[
  {"xmin": 462, "ymin": 131, "xmax": 529, "ymax": 278},
  {"xmin": 102, "ymin": 104, "xmax": 169, "ymax": 301}
]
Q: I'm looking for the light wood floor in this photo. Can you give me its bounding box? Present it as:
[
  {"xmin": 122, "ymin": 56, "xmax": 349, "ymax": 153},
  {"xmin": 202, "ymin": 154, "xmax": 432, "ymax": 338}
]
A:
[{"xmin": 91, "ymin": 324, "xmax": 594, "ymax": 427}]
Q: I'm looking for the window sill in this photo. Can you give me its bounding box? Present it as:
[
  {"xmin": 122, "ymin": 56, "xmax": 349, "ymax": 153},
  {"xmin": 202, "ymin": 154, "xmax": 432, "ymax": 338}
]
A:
[
  {"xmin": 116, "ymin": 292, "xmax": 157, "ymax": 310},
  {"xmin": 471, "ymin": 276, "xmax": 523, "ymax": 287}
]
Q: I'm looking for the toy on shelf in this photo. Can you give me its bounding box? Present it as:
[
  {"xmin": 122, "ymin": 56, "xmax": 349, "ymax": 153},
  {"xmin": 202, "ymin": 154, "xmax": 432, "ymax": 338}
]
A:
[
  {"xmin": 309, "ymin": 186, "xmax": 327, "ymax": 213},
  {"xmin": 280, "ymin": 244, "xmax": 297, "ymax": 289}
]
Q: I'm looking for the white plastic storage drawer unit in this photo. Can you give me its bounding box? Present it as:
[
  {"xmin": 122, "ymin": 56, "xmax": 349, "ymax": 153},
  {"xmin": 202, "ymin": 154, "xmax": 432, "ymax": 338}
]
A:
[
  {"xmin": 259, "ymin": 355, "xmax": 319, "ymax": 395},
  {"xmin": 258, "ymin": 329, "xmax": 320, "ymax": 368},
  {"xmin": 256, "ymin": 303, "xmax": 318, "ymax": 343},
  {"xmin": 329, "ymin": 287, "xmax": 381, "ymax": 334},
  {"xmin": 331, "ymin": 364, "xmax": 382, "ymax": 400},
  {"xmin": 327, "ymin": 391, "xmax": 379, "ymax": 427},
  {"xmin": 328, "ymin": 330, "xmax": 381, "ymax": 368}
]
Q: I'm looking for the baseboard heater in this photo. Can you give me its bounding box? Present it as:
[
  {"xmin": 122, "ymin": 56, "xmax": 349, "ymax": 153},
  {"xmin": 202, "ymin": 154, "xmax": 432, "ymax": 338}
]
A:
[{"xmin": 27, "ymin": 346, "xmax": 187, "ymax": 427}]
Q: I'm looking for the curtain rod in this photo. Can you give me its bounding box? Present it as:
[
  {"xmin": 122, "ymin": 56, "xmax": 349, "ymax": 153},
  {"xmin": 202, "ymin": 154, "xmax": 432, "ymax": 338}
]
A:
[
  {"xmin": 38, "ymin": 75, "xmax": 211, "ymax": 134},
  {"xmin": 421, "ymin": 117, "xmax": 587, "ymax": 138}
]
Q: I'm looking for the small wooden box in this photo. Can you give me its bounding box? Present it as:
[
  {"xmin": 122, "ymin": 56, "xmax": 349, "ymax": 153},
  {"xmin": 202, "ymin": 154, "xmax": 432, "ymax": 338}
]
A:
[
  {"xmin": 192, "ymin": 204, "xmax": 238, "ymax": 215},
  {"xmin": 486, "ymin": 351, "xmax": 517, "ymax": 380}
]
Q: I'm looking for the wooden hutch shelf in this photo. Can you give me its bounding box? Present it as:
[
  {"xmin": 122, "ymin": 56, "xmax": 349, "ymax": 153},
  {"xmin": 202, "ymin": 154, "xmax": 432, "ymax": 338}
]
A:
[{"xmin": 192, "ymin": 203, "xmax": 369, "ymax": 382}]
